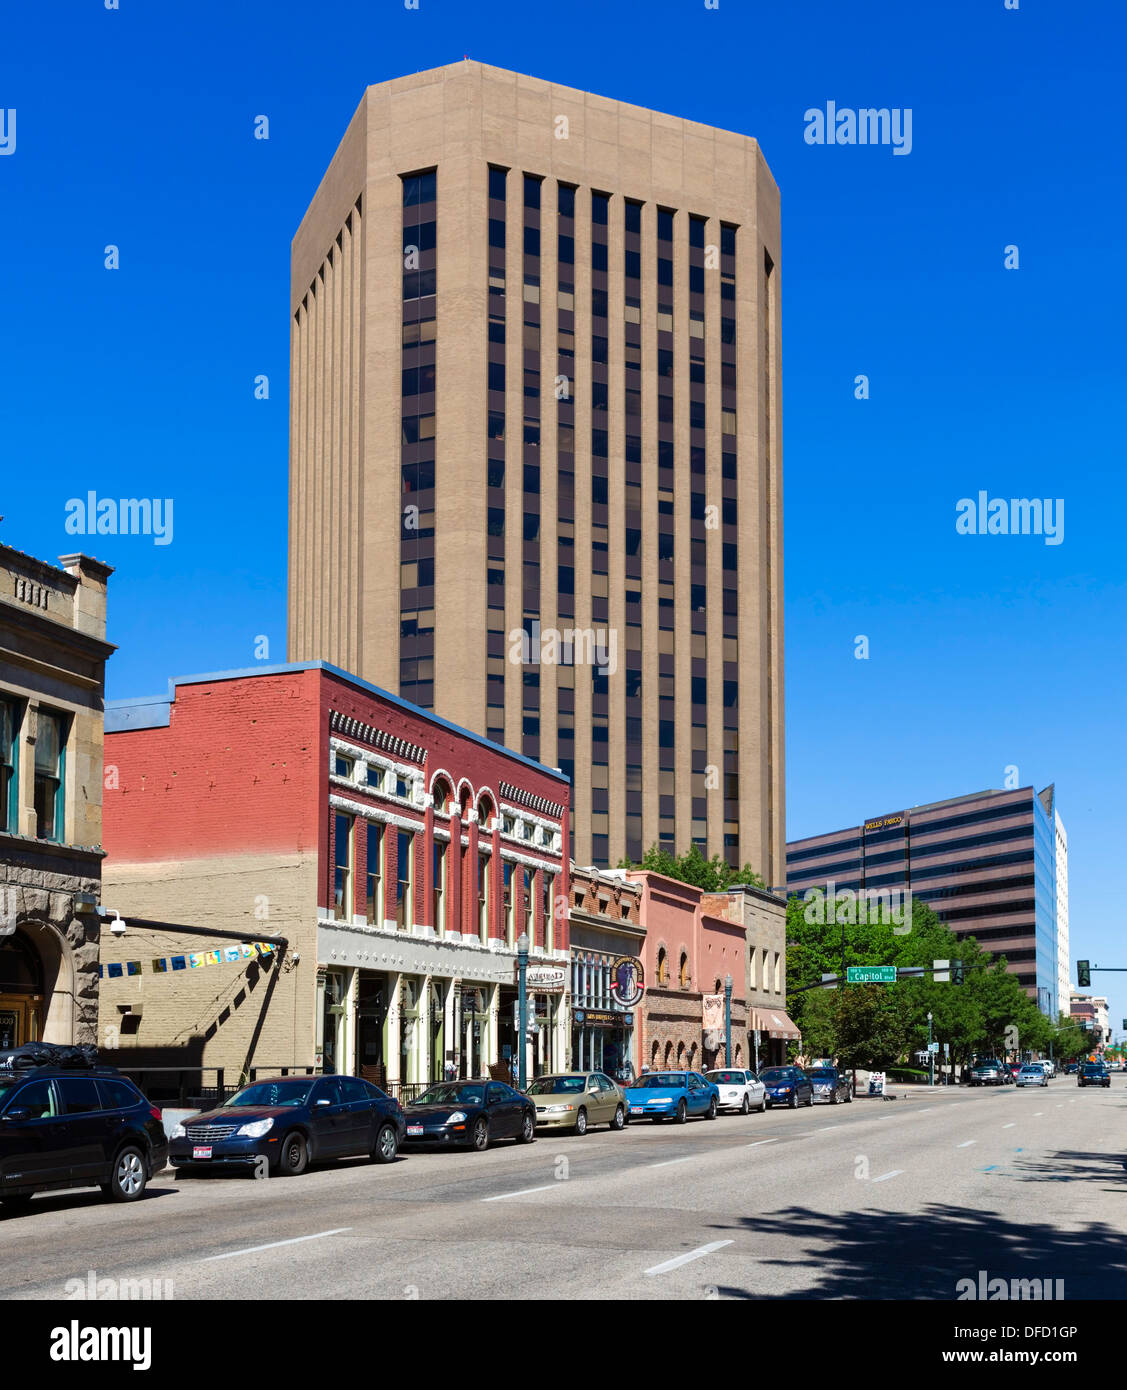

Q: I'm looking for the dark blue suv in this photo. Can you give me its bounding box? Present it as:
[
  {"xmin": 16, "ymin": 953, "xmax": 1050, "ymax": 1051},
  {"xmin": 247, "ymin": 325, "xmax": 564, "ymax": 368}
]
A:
[
  {"xmin": 169, "ymin": 1074, "xmax": 406, "ymax": 1176},
  {"xmin": 0, "ymin": 1055, "xmax": 168, "ymax": 1211}
]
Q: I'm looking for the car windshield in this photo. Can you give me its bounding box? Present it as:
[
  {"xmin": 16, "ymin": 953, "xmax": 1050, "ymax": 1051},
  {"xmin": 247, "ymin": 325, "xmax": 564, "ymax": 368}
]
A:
[
  {"xmin": 527, "ymin": 1076, "xmax": 586, "ymax": 1095},
  {"xmin": 760, "ymin": 1068, "xmax": 796, "ymax": 1083},
  {"xmin": 631, "ymin": 1074, "xmax": 681, "ymax": 1088},
  {"xmin": 1082, "ymin": 1065, "xmax": 1105, "ymax": 1074},
  {"xmin": 415, "ymin": 1084, "xmax": 485, "ymax": 1105},
  {"xmin": 808, "ymin": 1070, "xmax": 836, "ymax": 1079},
  {"xmin": 225, "ymin": 1081, "xmax": 313, "ymax": 1108},
  {"xmin": 709, "ymin": 1072, "xmax": 744, "ymax": 1084}
]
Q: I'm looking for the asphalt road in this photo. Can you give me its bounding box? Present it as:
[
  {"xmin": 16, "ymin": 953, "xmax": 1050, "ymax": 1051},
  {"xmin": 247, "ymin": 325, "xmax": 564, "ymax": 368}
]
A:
[{"xmin": 3, "ymin": 1077, "xmax": 1125, "ymax": 1301}]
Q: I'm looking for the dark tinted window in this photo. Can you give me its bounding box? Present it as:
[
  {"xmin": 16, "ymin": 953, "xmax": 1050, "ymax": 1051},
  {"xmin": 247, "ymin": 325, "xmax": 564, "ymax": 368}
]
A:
[
  {"xmin": 338, "ymin": 1077, "xmax": 368, "ymax": 1103},
  {"xmin": 9, "ymin": 1079, "xmax": 54, "ymax": 1118},
  {"xmin": 58, "ymin": 1077, "xmax": 102, "ymax": 1114},
  {"xmin": 97, "ymin": 1078, "xmax": 142, "ymax": 1110},
  {"xmin": 486, "ymin": 1084, "xmax": 508, "ymax": 1105},
  {"xmin": 312, "ymin": 1078, "xmax": 342, "ymax": 1105}
]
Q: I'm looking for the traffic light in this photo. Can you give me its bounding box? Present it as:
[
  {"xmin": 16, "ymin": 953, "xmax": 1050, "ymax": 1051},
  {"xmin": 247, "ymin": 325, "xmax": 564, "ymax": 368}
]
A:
[
  {"xmin": 1077, "ymin": 960, "xmax": 1091, "ymax": 988},
  {"xmin": 952, "ymin": 960, "xmax": 964, "ymax": 986}
]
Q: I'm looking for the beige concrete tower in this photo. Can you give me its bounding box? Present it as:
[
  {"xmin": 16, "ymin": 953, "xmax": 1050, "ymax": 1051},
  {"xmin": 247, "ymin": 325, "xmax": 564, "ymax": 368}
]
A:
[{"xmin": 288, "ymin": 61, "xmax": 784, "ymax": 883}]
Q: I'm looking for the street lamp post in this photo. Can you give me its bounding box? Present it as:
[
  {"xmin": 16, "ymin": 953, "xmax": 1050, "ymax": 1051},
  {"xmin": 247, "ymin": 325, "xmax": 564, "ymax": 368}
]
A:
[
  {"xmin": 927, "ymin": 1011, "xmax": 934, "ymax": 1088},
  {"xmin": 724, "ymin": 974, "xmax": 733, "ymax": 1067},
  {"xmin": 517, "ymin": 931, "xmax": 529, "ymax": 1091}
]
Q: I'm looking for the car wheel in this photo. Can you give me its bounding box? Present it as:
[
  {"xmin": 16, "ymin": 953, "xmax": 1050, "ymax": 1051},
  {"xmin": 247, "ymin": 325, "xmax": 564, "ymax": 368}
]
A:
[
  {"xmin": 740, "ymin": 1094, "xmax": 750, "ymax": 1115},
  {"xmin": 516, "ymin": 1111, "xmax": 535, "ymax": 1144},
  {"xmin": 471, "ymin": 1117, "xmax": 490, "ymax": 1152},
  {"xmin": 675, "ymin": 1099, "xmax": 688, "ymax": 1124},
  {"xmin": 611, "ymin": 1104, "xmax": 625, "ymax": 1131},
  {"xmin": 371, "ymin": 1122, "xmax": 398, "ymax": 1165},
  {"xmin": 805, "ymin": 1090, "xmax": 814, "ymax": 1107},
  {"xmin": 831, "ymin": 1091, "xmax": 839, "ymax": 1104},
  {"xmin": 575, "ymin": 1107, "xmax": 588, "ymax": 1137},
  {"xmin": 706, "ymin": 1096, "xmax": 718, "ymax": 1120},
  {"xmin": 757, "ymin": 1097, "xmax": 767, "ymax": 1112},
  {"xmin": 102, "ymin": 1146, "xmax": 147, "ymax": 1202},
  {"xmin": 278, "ymin": 1131, "xmax": 309, "ymax": 1176},
  {"xmin": 788, "ymin": 1091, "xmax": 797, "ymax": 1109}
]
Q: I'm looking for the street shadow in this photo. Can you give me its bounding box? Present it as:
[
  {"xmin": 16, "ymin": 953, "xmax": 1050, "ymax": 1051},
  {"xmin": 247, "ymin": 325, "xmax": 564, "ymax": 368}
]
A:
[
  {"xmin": 1010, "ymin": 1148, "xmax": 1127, "ymax": 1191},
  {"xmin": 706, "ymin": 1200, "xmax": 1127, "ymax": 1299}
]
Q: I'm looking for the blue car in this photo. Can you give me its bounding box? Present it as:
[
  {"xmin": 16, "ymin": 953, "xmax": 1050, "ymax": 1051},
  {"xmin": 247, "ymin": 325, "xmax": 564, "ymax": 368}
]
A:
[
  {"xmin": 760, "ymin": 1065, "xmax": 814, "ymax": 1109},
  {"xmin": 625, "ymin": 1070, "xmax": 720, "ymax": 1124}
]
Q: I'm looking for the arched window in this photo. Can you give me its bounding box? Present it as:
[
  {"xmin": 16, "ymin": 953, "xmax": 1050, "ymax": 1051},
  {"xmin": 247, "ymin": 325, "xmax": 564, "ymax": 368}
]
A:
[
  {"xmin": 676, "ymin": 1041, "xmax": 686, "ymax": 1067},
  {"xmin": 432, "ymin": 778, "xmax": 453, "ymax": 814},
  {"xmin": 714, "ymin": 978, "xmax": 722, "ymax": 995},
  {"xmin": 679, "ymin": 952, "xmax": 689, "ymax": 989},
  {"xmin": 651, "ymin": 1040, "xmax": 661, "ymax": 1066},
  {"xmin": 663, "ymin": 1041, "xmax": 674, "ymax": 1067},
  {"xmin": 656, "ymin": 947, "xmax": 668, "ymax": 986}
]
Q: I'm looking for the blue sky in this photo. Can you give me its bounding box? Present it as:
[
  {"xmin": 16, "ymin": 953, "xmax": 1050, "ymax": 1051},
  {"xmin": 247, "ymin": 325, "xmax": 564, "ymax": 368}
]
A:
[{"xmin": 2, "ymin": 1, "xmax": 1123, "ymax": 1032}]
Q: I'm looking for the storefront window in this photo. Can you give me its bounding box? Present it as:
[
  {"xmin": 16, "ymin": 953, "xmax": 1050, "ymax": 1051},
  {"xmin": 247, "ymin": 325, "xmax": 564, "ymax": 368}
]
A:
[
  {"xmin": 433, "ymin": 839, "xmax": 446, "ymax": 932},
  {"xmin": 478, "ymin": 851, "xmax": 490, "ymax": 940},
  {"xmin": 543, "ymin": 874, "xmax": 554, "ymax": 951},
  {"xmin": 503, "ymin": 862, "xmax": 514, "ymax": 945},
  {"xmin": 366, "ymin": 823, "xmax": 383, "ymax": 923},
  {"xmin": 0, "ymin": 700, "xmax": 19, "ymax": 833}
]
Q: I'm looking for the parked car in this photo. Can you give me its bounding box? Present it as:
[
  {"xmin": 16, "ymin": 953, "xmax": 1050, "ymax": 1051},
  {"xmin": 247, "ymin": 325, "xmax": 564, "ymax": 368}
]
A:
[
  {"xmin": 705, "ymin": 1068, "xmax": 766, "ymax": 1114},
  {"xmin": 169, "ymin": 1074, "xmax": 404, "ymax": 1176},
  {"xmin": 0, "ymin": 1047, "xmax": 167, "ymax": 1209},
  {"xmin": 968, "ymin": 1059, "xmax": 1006, "ymax": 1086},
  {"xmin": 1078, "ymin": 1063, "xmax": 1111, "ymax": 1089},
  {"xmin": 1037, "ymin": 1058, "xmax": 1056, "ymax": 1079},
  {"xmin": 806, "ymin": 1066, "xmax": 852, "ymax": 1104},
  {"xmin": 761, "ymin": 1065, "xmax": 814, "ymax": 1109},
  {"xmin": 403, "ymin": 1079, "xmax": 535, "ymax": 1151},
  {"xmin": 525, "ymin": 1072, "xmax": 627, "ymax": 1134},
  {"xmin": 625, "ymin": 1071, "xmax": 719, "ymax": 1123},
  {"xmin": 1006, "ymin": 1062, "xmax": 1023, "ymax": 1079},
  {"xmin": 1016, "ymin": 1064, "xmax": 1048, "ymax": 1088}
]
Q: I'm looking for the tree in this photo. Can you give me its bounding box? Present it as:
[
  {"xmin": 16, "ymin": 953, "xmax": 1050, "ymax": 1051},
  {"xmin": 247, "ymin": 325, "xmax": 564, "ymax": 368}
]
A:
[{"xmin": 617, "ymin": 843, "xmax": 765, "ymax": 892}]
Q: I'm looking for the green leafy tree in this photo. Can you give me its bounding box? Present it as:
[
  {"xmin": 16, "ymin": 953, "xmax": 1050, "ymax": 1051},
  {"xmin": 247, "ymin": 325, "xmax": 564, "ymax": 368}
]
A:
[{"xmin": 617, "ymin": 843, "xmax": 764, "ymax": 892}]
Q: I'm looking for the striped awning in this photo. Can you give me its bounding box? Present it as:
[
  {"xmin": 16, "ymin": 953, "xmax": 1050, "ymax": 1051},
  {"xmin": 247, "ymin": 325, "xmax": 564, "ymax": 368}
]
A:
[{"xmin": 749, "ymin": 1006, "xmax": 801, "ymax": 1040}]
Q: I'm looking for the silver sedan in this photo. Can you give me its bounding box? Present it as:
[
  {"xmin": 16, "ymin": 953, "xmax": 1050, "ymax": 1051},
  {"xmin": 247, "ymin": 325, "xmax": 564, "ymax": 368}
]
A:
[
  {"xmin": 705, "ymin": 1068, "xmax": 767, "ymax": 1114},
  {"xmin": 1016, "ymin": 1064, "xmax": 1049, "ymax": 1087}
]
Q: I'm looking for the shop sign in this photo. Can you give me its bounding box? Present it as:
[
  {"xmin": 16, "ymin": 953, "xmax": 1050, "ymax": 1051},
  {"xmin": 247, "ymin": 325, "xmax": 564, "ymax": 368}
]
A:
[
  {"xmin": 610, "ymin": 956, "xmax": 644, "ymax": 1007},
  {"xmin": 518, "ymin": 964, "xmax": 567, "ymax": 992},
  {"xmin": 581, "ymin": 1010, "xmax": 628, "ymax": 1028}
]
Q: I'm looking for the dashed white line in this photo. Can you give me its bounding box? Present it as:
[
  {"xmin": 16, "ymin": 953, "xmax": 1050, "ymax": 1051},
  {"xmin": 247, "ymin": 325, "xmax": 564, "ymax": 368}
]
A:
[
  {"xmin": 745, "ymin": 1138, "xmax": 780, "ymax": 1149},
  {"xmin": 1002, "ymin": 1123, "xmax": 1016, "ymax": 1129},
  {"xmin": 202, "ymin": 1229, "xmax": 351, "ymax": 1262},
  {"xmin": 957, "ymin": 1140, "xmax": 976, "ymax": 1148},
  {"xmin": 481, "ymin": 1184, "xmax": 556, "ymax": 1202},
  {"xmin": 648, "ymin": 1156, "xmax": 694, "ymax": 1169},
  {"xmin": 644, "ymin": 1240, "xmax": 734, "ymax": 1276},
  {"xmin": 872, "ymin": 1170, "xmax": 903, "ymax": 1183},
  {"xmin": 1033, "ymin": 1112, "xmax": 1044, "ymax": 1116}
]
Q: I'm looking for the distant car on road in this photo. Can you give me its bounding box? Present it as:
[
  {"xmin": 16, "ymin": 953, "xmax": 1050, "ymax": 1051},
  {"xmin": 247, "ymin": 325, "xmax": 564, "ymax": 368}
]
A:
[
  {"xmin": 968, "ymin": 1060, "xmax": 1006, "ymax": 1087},
  {"xmin": 1016, "ymin": 1064, "xmax": 1048, "ymax": 1088},
  {"xmin": 404, "ymin": 1080, "xmax": 536, "ymax": 1151},
  {"xmin": 169, "ymin": 1074, "xmax": 404, "ymax": 1176},
  {"xmin": 626, "ymin": 1071, "xmax": 719, "ymax": 1124},
  {"xmin": 524, "ymin": 1072, "xmax": 626, "ymax": 1135},
  {"xmin": 1078, "ymin": 1063, "xmax": 1111, "ymax": 1089},
  {"xmin": 1036, "ymin": 1058, "xmax": 1056, "ymax": 1079},
  {"xmin": 706, "ymin": 1069, "xmax": 766, "ymax": 1114},
  {"xmin": 1006, "ymin": 1062, "xmax": 1023, "ymax": 1080},
  {"xmin": 806, "ymin": 1066, "xmax": 853, "ymax": 1104},
  {"xmin": 761, "ymin": 1066, "xmax": 814, "ymax": 1109}
]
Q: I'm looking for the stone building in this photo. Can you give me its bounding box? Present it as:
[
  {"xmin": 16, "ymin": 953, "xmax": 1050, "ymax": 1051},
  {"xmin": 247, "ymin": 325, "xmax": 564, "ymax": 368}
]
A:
[
  {"xmin": 0, "ymin": 544, "xmax": 113, "ymax": 1048},
  {"xmin": 567, "ymin": 866, "xmax": 644, "ymax": 1080}
]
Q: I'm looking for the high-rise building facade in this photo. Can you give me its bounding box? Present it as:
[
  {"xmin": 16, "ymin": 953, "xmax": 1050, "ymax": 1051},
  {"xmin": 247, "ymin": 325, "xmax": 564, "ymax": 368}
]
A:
[
  {"xmin": 786, "ymin": 785, "xmax": 1066, "ymax": 1017},
  {"xmin": 287, "ymin": 61, "xmax": 784, "ymax": 880}
]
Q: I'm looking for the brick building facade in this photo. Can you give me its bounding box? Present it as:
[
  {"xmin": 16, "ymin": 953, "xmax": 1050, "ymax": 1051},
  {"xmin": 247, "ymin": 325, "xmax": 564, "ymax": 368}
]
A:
[{"xmin": 99, "ymin": 662, "xmax": 569, "ymax": 1093}]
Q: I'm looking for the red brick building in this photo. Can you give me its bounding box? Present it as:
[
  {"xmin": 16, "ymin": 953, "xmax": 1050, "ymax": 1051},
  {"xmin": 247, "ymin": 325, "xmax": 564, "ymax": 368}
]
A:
[{"xmin": 98, "ymin": 662, "xmax": 570, "ymax": 1092}]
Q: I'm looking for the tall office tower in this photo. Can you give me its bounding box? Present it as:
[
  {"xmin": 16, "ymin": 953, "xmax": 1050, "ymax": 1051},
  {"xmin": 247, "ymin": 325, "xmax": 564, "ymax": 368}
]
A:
[
  {"xmin": 287, "ymin": 62, "xmax": 784, "ymax": 877},
  {"xmin": 786, "ymin": 785, "xmax": 1065, "ymax": 1016}
]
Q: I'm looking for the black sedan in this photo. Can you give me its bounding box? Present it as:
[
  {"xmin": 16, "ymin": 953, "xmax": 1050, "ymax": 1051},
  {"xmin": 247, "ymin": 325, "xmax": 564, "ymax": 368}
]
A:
[
  {"xmin": 168, "ymin": 1074, "xmax": 405, "ymax": 1176},
  {"xmin": 1078, "ymin": 1063, "xmax": 1111, "ymax": 1089},
  {"xmin": 806, "ymin": 1066, "xmax": 852, "ymax": 1104},
  {"xmin": 403, "ymin": 1079, "xmax": 536, "ymax": 1152}
]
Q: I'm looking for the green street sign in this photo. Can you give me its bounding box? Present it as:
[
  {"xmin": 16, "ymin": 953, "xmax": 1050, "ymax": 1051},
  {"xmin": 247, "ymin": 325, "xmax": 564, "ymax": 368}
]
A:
[{"xmin": 846, "ymin": 966, "xmax": 897, "ymax": 984}]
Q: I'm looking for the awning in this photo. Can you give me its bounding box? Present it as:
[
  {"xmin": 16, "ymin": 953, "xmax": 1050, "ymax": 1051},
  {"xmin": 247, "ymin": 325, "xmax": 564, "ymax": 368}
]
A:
[{"xmin": 749, "ymin": 1006, "xmax": 801, "ymax": 1040}]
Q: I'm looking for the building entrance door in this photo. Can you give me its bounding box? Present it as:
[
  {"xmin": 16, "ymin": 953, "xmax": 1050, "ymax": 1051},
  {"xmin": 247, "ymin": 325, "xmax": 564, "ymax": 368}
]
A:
[{"xmin": 0, "ymin": 995, "xmax": 37, "ymax": 1049}]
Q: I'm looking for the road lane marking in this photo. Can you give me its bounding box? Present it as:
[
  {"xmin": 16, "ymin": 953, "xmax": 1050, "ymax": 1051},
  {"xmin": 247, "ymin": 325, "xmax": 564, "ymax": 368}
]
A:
[
  {"xmin": 649, "ymin": 1156, "xmax": 694, "ymax": 1168},
  {"xmin": 481, "ymin": 1184, "xmax": 556, "ymax": 1202},
  {"xmin": 917, "ymin": 1108, "xmax": 932, "ymax": 1114},
  {"xmin": 202, "ymin": 1228, "xmax": 351, "ymax": 1262},
  {"xmin": 815, "ymin": 1125, "xmax": 838, "ymax": 1132},
  {"xmin": 644, "ymin": 1240, "xmax": 733, "ymax": 1276},
  {"xmin": 745, "ymin": 1138, "xmax": 780, "ymax": 1149},
  {"xmin": 957, "ymin": 1141, "xmax": 976, "ymax": 1148},
  {"xmin": 1002, "ymin": 1123, "xmax": 1015, "ymax": 1129},
  {"xmin": 872, "ymin": 1170, "xmax": 902, "ymax": 1183},
  {"xmin": 979, "ymin": 1165, "xmax": 998, "ymax": 1172},
  {"xmin": 1033, "ymin": 1112, "xmax": 1044, "ymax": 1116}
]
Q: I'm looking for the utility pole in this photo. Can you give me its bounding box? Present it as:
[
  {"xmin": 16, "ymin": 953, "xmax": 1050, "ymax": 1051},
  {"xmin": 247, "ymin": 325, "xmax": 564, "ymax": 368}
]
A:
[{"xmin": 927, "ymin": 1011, "xmax": 934, "ymax": 1088}]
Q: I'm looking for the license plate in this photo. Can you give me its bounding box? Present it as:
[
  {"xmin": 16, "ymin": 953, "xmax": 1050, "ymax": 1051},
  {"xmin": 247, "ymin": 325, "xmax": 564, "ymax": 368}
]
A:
[
  {"xmin": 630, "ymin": 1106, "xmax": 642, "ymax": 1114},
  {"xmin": 407, "ymin": 1125, "xmax": 424, "ymax": 1136},
  {"xmin": 192, "ymin": 1146, "xmax": 212, "ymax": 1159}
]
